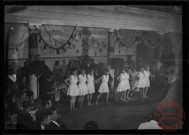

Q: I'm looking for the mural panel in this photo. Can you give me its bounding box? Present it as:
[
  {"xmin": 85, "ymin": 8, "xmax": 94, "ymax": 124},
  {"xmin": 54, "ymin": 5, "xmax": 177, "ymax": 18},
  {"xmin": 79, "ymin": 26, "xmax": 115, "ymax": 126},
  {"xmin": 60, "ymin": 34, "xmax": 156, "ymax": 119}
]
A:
[{"xmin": 5, "ymin": 23, "xmax": 29, "ymax": 59}]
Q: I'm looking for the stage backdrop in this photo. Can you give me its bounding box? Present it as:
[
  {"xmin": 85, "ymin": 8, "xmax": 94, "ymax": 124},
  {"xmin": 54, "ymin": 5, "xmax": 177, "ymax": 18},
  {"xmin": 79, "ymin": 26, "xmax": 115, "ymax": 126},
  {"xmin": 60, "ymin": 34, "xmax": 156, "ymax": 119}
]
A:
[{"xmin": 5, "ymin": 23, "xmax": 29, "ymax": 68}]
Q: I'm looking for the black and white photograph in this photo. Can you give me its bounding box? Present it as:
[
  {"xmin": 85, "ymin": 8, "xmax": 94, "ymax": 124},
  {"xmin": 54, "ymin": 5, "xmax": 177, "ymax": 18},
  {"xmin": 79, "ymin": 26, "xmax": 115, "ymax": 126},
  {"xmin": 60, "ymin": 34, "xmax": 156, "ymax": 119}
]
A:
[{"xmin": 4, "ymin": 2, "xmax": 187, "ymax": 132}]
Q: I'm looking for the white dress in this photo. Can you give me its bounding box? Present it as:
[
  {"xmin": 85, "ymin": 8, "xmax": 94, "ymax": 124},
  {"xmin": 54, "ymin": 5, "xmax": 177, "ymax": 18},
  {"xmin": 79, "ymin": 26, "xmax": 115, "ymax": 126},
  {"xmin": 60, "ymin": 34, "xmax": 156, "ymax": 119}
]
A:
[
  {"xmin": 98, "ymin": 75, "xmax": 110, "ymax": 93},
  {"xmin": 144, "ymin": 70, "xmax": 150, "ymax": 87},
  {"xmin": 67, "ymin": 75, "xmax": 79, "ymax": 96},
  {"xmin": 87, "ymin": 74, "xmax": 95, "ymax": 94},
  {"xmin": 117, "ymin": 73, "xmax": 130, "ymax": 92},
  {"xmin": 137, "ymin": 72, "xmax": 146, "ymax": 88},
  {"xmin": 78, "ymin": 74, "xmax": 88, "ymax": 96}
]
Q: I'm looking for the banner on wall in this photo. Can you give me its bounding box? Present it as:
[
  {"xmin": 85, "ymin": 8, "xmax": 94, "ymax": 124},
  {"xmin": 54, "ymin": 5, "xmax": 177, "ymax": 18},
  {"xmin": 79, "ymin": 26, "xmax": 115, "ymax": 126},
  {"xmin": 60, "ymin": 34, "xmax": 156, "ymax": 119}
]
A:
[
  {"xmin": 38, "ymin": 25, "xmax": 83, "ymax": 57},
  {"xmin": 5, "ymin": 23, "xmax": 29, "ymax": 59},
  {"xmin": 114, "ymin": 29, "xmax": 137, "ymax": 56},
  {"xmin": 38, "ymin": 25, "xmax": 109, "ymax": 58},
  {"xmin": 87, "ymin": 27, "xmax": 109, "ymax": 56}
]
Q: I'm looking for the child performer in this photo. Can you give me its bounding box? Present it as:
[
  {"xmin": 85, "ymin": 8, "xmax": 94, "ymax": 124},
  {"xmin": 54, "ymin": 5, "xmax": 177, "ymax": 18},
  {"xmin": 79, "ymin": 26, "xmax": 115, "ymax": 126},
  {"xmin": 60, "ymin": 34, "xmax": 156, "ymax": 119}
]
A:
[
  {"xmin": 96, "ymin": 70, "xmax": 110, "ymax": 105},
  {"xmin": 64, "ymin": 69, "xmax": 79, "ymax": 111},
  {"xmin": 143, "ymin": 66, "xmax": 150, "ymax": 98},
  {"xmin": 116, "ymin": 68, "xmax": 130, "ymax": 102},
  {"xmin": 136, "ymin": 67, "xmax": 146, "ymax": 97},
  {"xmin": 87, "ymin": 69, "xmax": 95, "ymax": 106},
  {"xmin": 78, "ymin": 69, "xmax": 88, "ymax": 108},
  {"xmin": 129, "ymin": 68, "xmax": 139, "ymax": 98}
]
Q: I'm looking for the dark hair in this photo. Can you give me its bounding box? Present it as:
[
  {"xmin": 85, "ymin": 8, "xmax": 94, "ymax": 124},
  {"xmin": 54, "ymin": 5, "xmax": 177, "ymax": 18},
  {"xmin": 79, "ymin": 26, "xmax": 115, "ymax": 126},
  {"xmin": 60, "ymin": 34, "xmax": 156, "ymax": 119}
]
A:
[
  {"xmin": 42, "ymin": 100, "xmax": 51, "ymax": 107},
  {"xmin": 55, "ymin": 61, "xmax": 59, "ymax": 66},
  {"xmin": 8, "ymin": 68, "xmax": 15, "ymax": 75},
  {"xmin": 39, "ymin": 111, "xmax": 51, "ymax": 122},
  {"xmin": 104, "ymin": 69, "xmax": 109, "ymax": 74},
  {"xmin": 23, "ymin": 101, "xmax": 32, "ymax": 110},
  {"xmin": 49, "ymin": 107, "xmax": 57, "ymax": 115},
  {"xmin": 71, "ymin": 68, "xmax": 77, "ymax": 74},
  {"xmin": 24, "ymin": 90, "xmax": 34, "ymax": 99},
  {"xmin": 84, "ymin": 121, "xmax": 98, "ymax": 130}
]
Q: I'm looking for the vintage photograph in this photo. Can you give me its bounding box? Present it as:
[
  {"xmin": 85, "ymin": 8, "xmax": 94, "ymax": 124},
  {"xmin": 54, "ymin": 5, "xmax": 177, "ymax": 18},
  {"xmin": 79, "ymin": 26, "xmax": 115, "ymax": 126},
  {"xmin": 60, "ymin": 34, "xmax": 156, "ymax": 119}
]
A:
[{"xmin": 4, "ymin": 5, "xmax": 183, "ymax": 131}]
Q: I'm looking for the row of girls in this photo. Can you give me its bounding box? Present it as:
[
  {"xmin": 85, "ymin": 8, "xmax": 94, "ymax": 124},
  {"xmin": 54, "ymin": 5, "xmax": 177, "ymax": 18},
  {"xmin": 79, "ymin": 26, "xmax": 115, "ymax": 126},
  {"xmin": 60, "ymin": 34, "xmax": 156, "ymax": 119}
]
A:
[
  {"xmin": 115, "ymin": 66, "xmax": 151, "ymax": 102},
  {"xmin": 64, "ymin": 65, "xmax": 151, "ymax": 111},
  {"xmin": 64, "ymin": 68, "xmax": 110, "ymax": 111}
]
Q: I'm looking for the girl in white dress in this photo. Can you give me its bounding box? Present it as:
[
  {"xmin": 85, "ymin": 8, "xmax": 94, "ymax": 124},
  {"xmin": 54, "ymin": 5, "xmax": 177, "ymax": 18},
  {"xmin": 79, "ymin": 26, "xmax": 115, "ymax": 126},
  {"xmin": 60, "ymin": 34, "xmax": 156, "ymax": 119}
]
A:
[
  {"xmin": 78, "ymin": 69, "xmax": 88, "ymax": 108},
  {"xmin": 136, "ymin": 67, "xmax": 146, "ymax": 97},
  {"xmin": 144, "ymin": 66, "xmax": 150, "ymax": 98},
  {"xmin": 96, "ymin": 70, "xmax": 110, "ymax": 105},
  {"xmin": 64, "ymin": 69, "xmax": 79, "ymax": 111},
  {"xmin": 87, "ymin": 69, "xmax": 95, "ymax": 106},
  {"xmin": 116, "ymin": 69, "xmax": 130, "ymax": 101}
]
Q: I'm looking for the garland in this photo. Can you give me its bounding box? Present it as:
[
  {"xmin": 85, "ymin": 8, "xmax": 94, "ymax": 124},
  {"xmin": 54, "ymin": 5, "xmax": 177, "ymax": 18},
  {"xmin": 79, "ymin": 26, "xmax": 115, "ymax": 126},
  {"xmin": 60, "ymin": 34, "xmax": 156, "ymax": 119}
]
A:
[
  {"xmin": 88, "ymin": 31, "xmax": 106, "ymax": 49},
  {"xmin": 116, "ymin": 30, "xmax": 139, "ymax": 47},
  {"xmin": 139, "ymin": 31, "xmax": 165, "ymax": 49},
  {"xmin": 38, "ymin": 25, "xmax": 77, "ymax": 53},
  {"xmin": 8, "ymin": 28, "xmax": 31, "ymax": 49}
]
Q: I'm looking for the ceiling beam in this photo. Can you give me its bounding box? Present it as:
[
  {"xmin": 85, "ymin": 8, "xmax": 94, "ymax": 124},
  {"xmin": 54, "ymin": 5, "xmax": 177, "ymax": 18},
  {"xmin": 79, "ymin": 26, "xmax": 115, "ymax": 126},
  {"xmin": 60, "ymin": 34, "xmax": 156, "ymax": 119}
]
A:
[{"xmin": 5, "ymin": 6, "xmax": 182, "ymax": 33}]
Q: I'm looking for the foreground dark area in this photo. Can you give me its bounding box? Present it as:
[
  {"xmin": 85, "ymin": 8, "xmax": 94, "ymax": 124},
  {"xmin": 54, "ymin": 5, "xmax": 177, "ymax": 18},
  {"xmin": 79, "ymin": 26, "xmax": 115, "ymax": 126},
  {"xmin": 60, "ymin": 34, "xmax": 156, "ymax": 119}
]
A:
[{"xmin": 6, "ymin": 79, "xmax": 182, "ymax": 130}]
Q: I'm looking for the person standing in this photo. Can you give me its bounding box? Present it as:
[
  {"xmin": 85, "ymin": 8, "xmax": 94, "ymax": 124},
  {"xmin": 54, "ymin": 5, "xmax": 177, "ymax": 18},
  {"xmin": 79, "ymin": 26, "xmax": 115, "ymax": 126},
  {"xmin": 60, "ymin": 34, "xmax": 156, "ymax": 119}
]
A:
[
  {"xmin": 136, "ymin": 67, "xmax": 146, "ymax": 97},
  {"xmin": 87, "ymin": 69, "xmax": 95, "ymax": 106},
  {"xmin": 129, "ymin": 68, "xmax": 139, "ymax": 98},
  {"xmin": 116, "ymin": 68, "xmax": 130, "ymax": 102},
  {"xmin": 144, "ymin": 66, "xmax": 151, "ymax": 98},
  {"xmin": 78, "ymin": 69, "xmax": 88, "ymax": 108},
  {"xmin": 96, "ymin": 70, "xmax": 110, "ymax": 105},
  {"xmin": 64, "ymin": 69, "xmax": 79, "ymax": 111}
]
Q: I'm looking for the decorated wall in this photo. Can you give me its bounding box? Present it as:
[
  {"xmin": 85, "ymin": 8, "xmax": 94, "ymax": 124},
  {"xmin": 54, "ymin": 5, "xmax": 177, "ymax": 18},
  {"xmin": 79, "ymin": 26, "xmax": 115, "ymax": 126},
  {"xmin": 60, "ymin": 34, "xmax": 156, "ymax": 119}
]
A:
[
  {"xmin": 6, "ymin": 23, "xmax": 136, "ymax": 70},
  {"xmin": 6, "ymin": 22, "xmax": 181, "ymax": 72},
  {"xmin": 5, "ymin": 23, "xmax": 29, "ymax": 68}
]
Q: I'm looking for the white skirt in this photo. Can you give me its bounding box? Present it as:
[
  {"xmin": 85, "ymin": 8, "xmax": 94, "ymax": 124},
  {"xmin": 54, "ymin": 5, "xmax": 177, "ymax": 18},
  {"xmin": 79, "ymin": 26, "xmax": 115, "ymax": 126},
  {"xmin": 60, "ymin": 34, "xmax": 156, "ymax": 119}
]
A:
[
  {"xmin": 145, "ymin": 78, "xmax": 150, "ymax": 87},
  {"xmin": 117, "ymin": 80, "xmax": 130, "ymax": 92},
  {"xmin": 78, "ymin": 82, "xmax": 88, "ymax": 96},
  {"xmin": 98, "ymin": 82, "xmax": 109, "ymax": 93},
  {"xmin": 67, "ymin": 83, "xmax": 79, "ymax": 96},
  {"xmin": 137, "ymin": 79, "xmax": 146, "ymax": 88},
  {"xmin": 87, "ymin": 82, "xmax": 95, "ymax": 94}
]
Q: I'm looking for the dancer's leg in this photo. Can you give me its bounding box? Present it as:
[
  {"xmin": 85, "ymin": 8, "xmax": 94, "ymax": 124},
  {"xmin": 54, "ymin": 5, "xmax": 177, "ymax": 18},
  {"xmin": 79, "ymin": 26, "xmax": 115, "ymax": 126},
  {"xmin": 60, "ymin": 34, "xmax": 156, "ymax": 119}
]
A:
[
  {"xmin": 81, "ymin": 95, "xmax": 84, "ymax": 107},
  {"xmin": 144, "ymin": 87, "xmax": 149, "ymax": 97},
  {"xmin": 87, "ymin": 94, "xmax": 90, "ymax": 105},
  {"xmin": 70, "ymin": 96, "xmax": 73, "ymax": 111},
  {"xmin": 106, "ymin": 92, "xmax": 110, "ymax": 103},
  {"xmin": 96, "ymin": 93, "xmax": 102, "ymax": 105},
  {"xmin": 79, "ymin": 96, "xmax": 82, "ymax": 108},
  {"xmin": 89, "ymin": 94, "xmax": 93, "ymax": 105},
  {"xmin": 115, "ymin": 92, "xmax": 120, "ymax": 101},
  {"xmin": 120, "ymin": 91, "xmax": 125, "ymax": 100},
  {"xmin": 73, "ymin": 96, "xmax": 77, "ymax": 110},
  {"xmin": 127, "ymin": 89, "xmax": 131, "ymax": 99}
]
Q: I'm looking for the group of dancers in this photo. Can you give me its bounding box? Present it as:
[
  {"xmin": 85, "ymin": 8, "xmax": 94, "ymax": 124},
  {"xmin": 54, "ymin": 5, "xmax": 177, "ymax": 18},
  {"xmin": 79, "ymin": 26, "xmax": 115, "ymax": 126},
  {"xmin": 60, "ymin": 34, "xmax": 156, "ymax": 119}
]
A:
[{"xmin": 63, "ymin": 65, "xmax": 152, "ymax": 111}]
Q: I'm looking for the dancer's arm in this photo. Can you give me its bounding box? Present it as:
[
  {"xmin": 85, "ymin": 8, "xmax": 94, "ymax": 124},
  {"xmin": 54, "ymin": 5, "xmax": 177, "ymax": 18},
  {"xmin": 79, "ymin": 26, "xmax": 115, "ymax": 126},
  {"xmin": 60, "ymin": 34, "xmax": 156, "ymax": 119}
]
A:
[
  {"xmin": 95, "ymin": 75, "xmax": 103, "ymax": 83},
  {"xmin": 64, "ymin": 76, "xmax": 71, "ymax": 86},
  {"xmin": 117, "ymin": 75, "xmax": 121, "ymax": 81}
]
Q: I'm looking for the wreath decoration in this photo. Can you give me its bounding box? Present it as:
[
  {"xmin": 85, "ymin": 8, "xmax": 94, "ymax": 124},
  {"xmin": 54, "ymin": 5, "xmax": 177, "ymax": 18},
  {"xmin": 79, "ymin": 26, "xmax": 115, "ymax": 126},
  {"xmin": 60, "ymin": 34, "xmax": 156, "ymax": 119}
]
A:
[
  {"xmin": 8, "ymin": 24, "xmax": 31, "ymax": 49},
  {"xmin": 139, "ymin": 30, "xmax": 165, "ymax": 49},
  {"xmin": 38, "ymin": 25, "xmax": 78, "ymax": 54}
]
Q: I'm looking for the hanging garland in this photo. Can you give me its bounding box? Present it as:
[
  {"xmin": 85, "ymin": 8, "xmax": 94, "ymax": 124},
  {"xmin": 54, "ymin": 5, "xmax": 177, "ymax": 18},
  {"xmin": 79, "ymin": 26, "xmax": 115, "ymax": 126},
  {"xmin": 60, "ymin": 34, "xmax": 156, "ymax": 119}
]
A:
[
  {"xmin": 8, "ymin": 28, "xmax": 31, "ymax": 49},
  {"xmin": 139, "ymin": 30, "xmax": 165, "ymax": 49},
  {"xmin": 38, "ymin": 25, "xmax": 77, "ymax": 53},
  {"xmin": 88, "ymin": 31, "xmax": 105, "ymax": 48},
  {"xmin": 116, "ymin": 29, "xmax": 139, "ymax": 47}
]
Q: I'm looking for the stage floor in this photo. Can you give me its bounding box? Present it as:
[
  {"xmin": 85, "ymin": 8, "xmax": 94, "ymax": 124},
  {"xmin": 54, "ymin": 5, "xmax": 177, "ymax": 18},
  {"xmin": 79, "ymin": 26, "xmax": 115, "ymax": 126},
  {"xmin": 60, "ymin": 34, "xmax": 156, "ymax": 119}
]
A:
[{"xmin": 54, "ymin": 83, "xmax": 169, "ymax": 130}]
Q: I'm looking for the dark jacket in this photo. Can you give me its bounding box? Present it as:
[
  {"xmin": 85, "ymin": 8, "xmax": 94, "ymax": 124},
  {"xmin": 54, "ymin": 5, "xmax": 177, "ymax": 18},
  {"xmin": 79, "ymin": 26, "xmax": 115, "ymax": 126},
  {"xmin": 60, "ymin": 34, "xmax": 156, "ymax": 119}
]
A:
[
  {"xmin": 16, "ymin": 109, "xmax": 36, "ymax": 130},
  {"xmin": 46, "ymin": 121, "xmax": 68, "ymax": 130}
]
